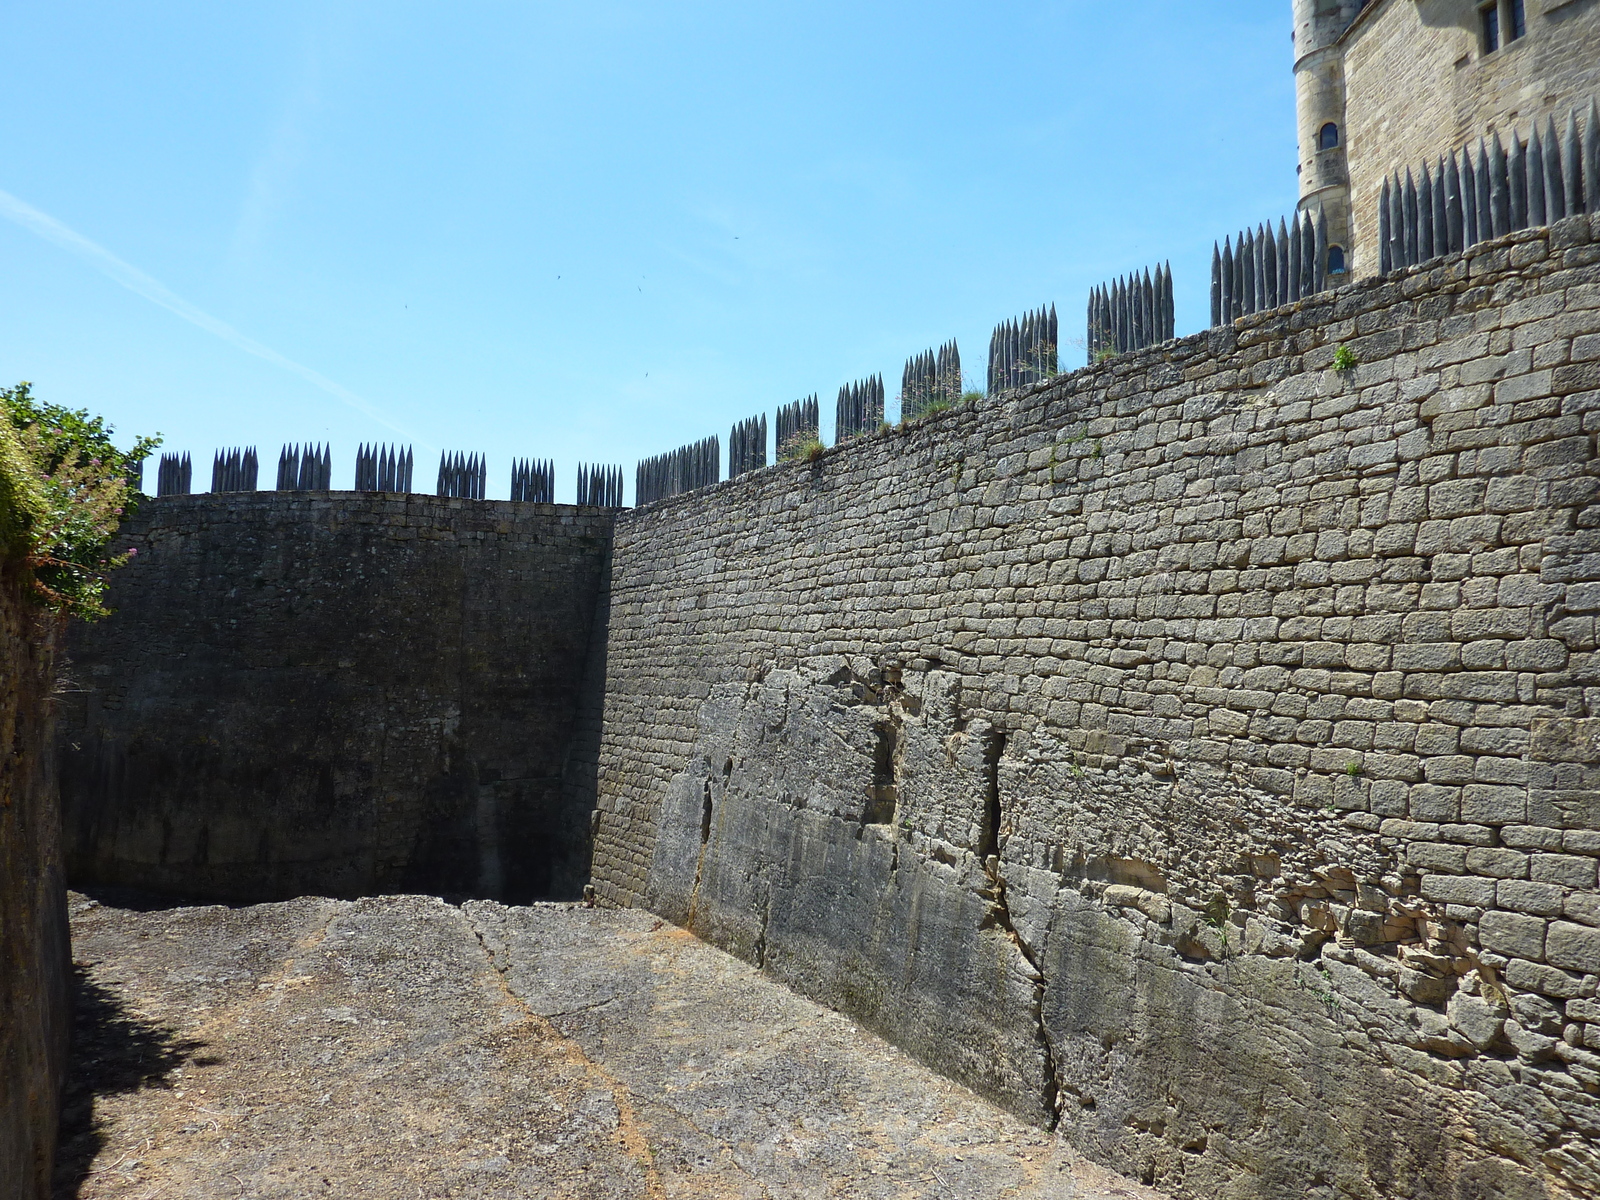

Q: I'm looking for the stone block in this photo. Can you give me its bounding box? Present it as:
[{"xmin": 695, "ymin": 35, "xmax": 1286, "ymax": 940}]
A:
[
  {"xmin": 1408, "ymin": 784, "xmax": 1460, "ymax": 821},
  {"xmin": 1545, "ymin": 922, "xmax": 1600, "ymax": 974},
  {"xmin": 1505, "ymin": 958, "xmax": 1586, "ymax": 999},
  {"xmin": 1467, "ymin": 847, "xmax": 1529, "ymax": 879},
  {"xmin": 1447, "ymin": 992, "xmax": 1506, "ymax": 1050},
  {"xmin": 1502, "ymin": 825, "xmax": 1565, "ymax": 850},
  {"xmin": 1532, "ymin": 854, "xmax": 1599, "ymax": 889},
  {"xmin": 1408, "ymin": 841, "xmax": 1468, "ymax": 873},
  {"xmin": 1459, "ymin": 784, "xmax": 1527, "ymax": 825},
  {"xmin": 1567, "ymin": 894, "xmax": 1600, "ymax": 928},
  {"xmin": 1421, "ymin": 873, "xmax": 1496, "ymax": 907},
  {"xmin": 1424, "ymin": 756, "xmax": 1476, "ymax": 785},
  {"xmin": 1496, "ymin": 880, "xmax": 1566, "ymax": 917},
  {"xmin": 1479, "ymin": 911, "xmax": 1546, "ymax": 961}
]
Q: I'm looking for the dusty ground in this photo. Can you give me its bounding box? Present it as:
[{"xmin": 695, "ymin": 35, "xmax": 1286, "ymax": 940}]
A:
[{"xmin": 55, "ymin": 892, "xmax": 1169, "ymax": 1199}]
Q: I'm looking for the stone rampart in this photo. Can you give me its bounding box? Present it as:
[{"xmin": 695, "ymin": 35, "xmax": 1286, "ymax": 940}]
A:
[
  {"xmin": 590, "ymin": 216, "xmax": 1600, "ymax": 1199},
  {"xmin": 59, "ymin": 493, "xmax": 613, "ymax": 903},
  {"xmin": 0, "ymin": 571, "xmax": 68, "ymax": 1200}
]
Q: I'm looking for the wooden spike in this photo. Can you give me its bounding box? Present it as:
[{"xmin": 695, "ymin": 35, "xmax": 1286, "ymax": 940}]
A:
[
  {"xmin": 1474, "ymin": 140, "xmax": 1491, "ymax": 241},
  {"xmin": 1241, "ymin": 229, "xmax": 1256, "ymax": 315},
  {"xmin": 1233, "ymin": 231, "xmax": 1247, "ymax": 319},
  {"xmin": 1379, "ymin": 177, "xmax": 1393, "ymax": 273},
  {"xmin": 1490, "ymin": 133, "xmax": 1510, "ymax": 236},
  {"xmin": 1461, "ymin": 149, "xmax": 1479, "ymax": 246},
  {"xmin": 1507, "ymin": 133, "xmax": 1528, "ymax": 231},
  {"xmin": 1210, "ymin": 244, "xmax": 1221, "ymax": 327},
  {"xmin": 1528, "ymin": 123, "xmax": 1547, "ymax": 226},
  {"xmin": 1585, "ymin": 99, "xmax": 1600, "ymax": 215},
  {"xmin": 1444, "ymin": 152, "xmax": 1464, "ymax": 253},
  {"xmin": 1263, "ymin": 222, "xmax": 1278, "ymax": 309},
  {"xmin": 1419, "ymin": 161, "xmax": 1437, "ymax": 255},
  {"xmin": 1433, "ymin": 157, "xmax": 1450, "ymax": 258},
  {"xmin": 1287, "ymin": 217, "xmax": 1301, "ymax": 302},
  {"xmin": 1221, "ymin": 237, "xmax": 1235, "ymax": 321},
  {"xmin": 1403, "ymin": 168, "xmax": 1419, "ymax": 267},
  {"xmin": 1542, "ymin": 116, "xmax": 1565, "ymax": 222}
]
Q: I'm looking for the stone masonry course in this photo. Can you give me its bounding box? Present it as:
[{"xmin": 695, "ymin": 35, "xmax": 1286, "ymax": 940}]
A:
[{"xmin": 589, "ymin": 215, "xmax": 1600, "ymax": 1200}]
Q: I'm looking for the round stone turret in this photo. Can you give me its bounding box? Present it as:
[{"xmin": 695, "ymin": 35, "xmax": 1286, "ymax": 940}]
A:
[{"xmin": 1292, "ymin": 0, "xmax": 1364, "ymax": 274}]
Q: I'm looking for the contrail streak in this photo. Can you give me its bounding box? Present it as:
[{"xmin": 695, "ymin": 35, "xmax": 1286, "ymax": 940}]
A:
[{"xmin": 0, "ymin": 187, "xmax": 429, "ymax": 448}]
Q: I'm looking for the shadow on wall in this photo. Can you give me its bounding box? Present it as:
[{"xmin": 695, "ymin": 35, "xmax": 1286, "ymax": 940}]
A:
[
  {"xmin": 57, "ymin": 495, "xmax": 616, "ymax": 907},
  {"xmin": 51, "ymin": 964, "xmax": 207, "ymax": 1199}
]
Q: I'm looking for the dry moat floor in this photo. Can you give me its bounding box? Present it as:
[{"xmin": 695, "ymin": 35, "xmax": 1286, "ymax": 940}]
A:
[{"xmin": 54, "ymin": 892, "xmax": 1169, "ymax": 1200}]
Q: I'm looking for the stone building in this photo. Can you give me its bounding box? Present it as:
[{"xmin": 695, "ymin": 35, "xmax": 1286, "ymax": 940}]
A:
[{"xmin": 1294, "ymin": 0, "xmax": 1600, "ymax": 277}]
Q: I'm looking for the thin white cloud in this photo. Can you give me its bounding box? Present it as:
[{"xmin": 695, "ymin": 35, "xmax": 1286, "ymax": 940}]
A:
[
  {"xmin": 230, "ymin": 50, "xmax": 319, "ymax": 268},
  {"xmin": 0, "ymin": 187, "xmax": 428, "ymax": 447}
]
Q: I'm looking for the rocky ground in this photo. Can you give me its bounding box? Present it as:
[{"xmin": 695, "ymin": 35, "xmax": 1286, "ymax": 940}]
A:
[{"xmin": 54, "ymin": 892, "xmax": 1169, "ymax": 1199}]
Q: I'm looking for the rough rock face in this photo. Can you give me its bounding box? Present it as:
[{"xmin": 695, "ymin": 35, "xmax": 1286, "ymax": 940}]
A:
[
  {"xmin": 0, "ymin": 569, "xmax": 67, "ymax": 1200},
  {"xmin": 592, "ymin": 218, "xmax": 1600, "ymax": 1198},
  {"xmin": 58, "ymin": 493, "xmax": 613, "ymax": 903}
]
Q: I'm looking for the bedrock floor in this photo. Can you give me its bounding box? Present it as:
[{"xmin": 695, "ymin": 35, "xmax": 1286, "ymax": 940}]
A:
[{"xmin": 54, "ymin": 892, "xmax": 1169, "ymax": 1200}]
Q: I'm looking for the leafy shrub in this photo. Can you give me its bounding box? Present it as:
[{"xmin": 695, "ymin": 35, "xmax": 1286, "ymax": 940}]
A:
[{"xmin": 0, "ymin": 383, "xmax": 159, "ymax": 619}]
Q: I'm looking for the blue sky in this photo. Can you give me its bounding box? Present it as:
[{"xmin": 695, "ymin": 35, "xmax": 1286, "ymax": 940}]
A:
[{"xmin": 0, "ymin": 1, "xmax": 1295, "ymax": 502}]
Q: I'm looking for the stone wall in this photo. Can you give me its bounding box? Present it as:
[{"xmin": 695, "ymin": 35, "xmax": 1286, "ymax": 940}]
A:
[
  {"xmin": 0, "ymin": 570, "xmax": 68, "ymax": 1200},
  {"xmin": 60, "ymin": 493, "xmax": 613, "ymax": 904},
  {"xmin": 590, "ymin": 216, "xmax": 1600, "ymax": 1199},
  {"xmin": 1342, "ymin": 0, "xmax": 1600, "ymax": 275}
]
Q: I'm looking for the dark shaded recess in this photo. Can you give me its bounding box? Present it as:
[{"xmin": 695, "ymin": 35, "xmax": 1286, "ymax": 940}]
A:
[
  {"xmin": 51, "ymin": 964, "xmax": 206, "ymax": 1198},
  {"xmin": 979, "ymin": 729, "xmax": 1006, "ymax": 860},
  {"xmin": 57, "ymin": 496, "xmax": 615, "ymax": 906},
  {"xmin": 0, "ymin": 573, "xmax": 71, "ymax": 1200},
  {"xmin": 551, "ymin": 541, "xmax": 613, "ymax": 899},
  {"xmin": 865, "ymin": 720, "xmax": 899, "ymax": 825}
]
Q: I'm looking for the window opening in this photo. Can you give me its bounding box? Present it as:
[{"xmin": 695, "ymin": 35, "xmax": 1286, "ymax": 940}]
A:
[
  {"xmin": 1327, "ymin": 245, "xmax": 1347, "ymax": 275},
  {"xmin": 1482, "ymin": 0, "xmax": 1526, "ymax": 52},
  {"xmin": 1318, "ymin": 122, "xmax": 1340, "ymax": 150}
]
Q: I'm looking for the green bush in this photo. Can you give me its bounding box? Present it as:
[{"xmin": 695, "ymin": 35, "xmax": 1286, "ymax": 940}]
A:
[{"xmin": 0, "ymin": 382, "xmax": 159, "ymax": 619}]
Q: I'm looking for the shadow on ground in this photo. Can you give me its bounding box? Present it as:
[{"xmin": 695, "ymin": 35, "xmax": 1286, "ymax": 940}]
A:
[
  {"xmin": 51, "ymin": 964, "xmax": 210, "ymax": 1199},
  {"xmin": 71, "ymin": 885, "xmax": 255, "ymax": 914}
]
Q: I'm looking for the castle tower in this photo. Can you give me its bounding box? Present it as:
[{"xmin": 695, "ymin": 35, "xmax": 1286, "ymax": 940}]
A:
[{"xmin": 1292, "ymin": 0, "xmax": 1364, "ymax": 277}]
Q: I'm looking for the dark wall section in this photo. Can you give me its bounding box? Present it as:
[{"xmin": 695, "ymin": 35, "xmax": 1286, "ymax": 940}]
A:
[
  {"xmin": 59, "ymin": 493, "xmax": 613, "ymax": 904},
  {"xmin": 0, "ymin": 570, "xmax": 68, "ymax": 1200}
]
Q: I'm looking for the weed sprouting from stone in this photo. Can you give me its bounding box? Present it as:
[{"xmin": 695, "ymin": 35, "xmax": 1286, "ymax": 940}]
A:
[
  {"xmin": 1300, "ymin": 965, "xmax": 1341, "ymax": 1017},
  {"xmin": 1204, "ymin": 894, "xmax": 1233, "ymax": 955}
]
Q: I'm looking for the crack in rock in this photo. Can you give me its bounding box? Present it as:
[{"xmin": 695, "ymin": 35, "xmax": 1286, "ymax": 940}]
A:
[{"xmin": 981, "ymin": 854, "xmax": 1065, "ymax": 1130}]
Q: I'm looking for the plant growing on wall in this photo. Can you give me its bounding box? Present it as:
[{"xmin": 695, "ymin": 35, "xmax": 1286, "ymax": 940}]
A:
[
  {"xmin": 778, "ymin": 435, "xmax": 828, "ymax": 463},
  {"xmin": 0, "ymin": 382, "xmax": 159, "ymax": 619}
]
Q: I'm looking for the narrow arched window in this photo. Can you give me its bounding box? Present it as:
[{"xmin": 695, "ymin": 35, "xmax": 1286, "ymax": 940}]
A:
[
  {"xmin": 1327, "ymin": 245, "xmax": 1347, "ymax": 275},
  {"xmin": 1319, "ymin": 122, "xmax": 1340, "ymax": 150}
]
